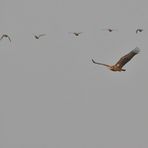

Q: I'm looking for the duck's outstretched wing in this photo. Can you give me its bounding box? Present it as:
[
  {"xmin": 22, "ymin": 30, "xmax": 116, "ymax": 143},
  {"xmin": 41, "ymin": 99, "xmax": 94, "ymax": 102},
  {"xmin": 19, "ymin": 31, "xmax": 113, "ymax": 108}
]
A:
[
  {"xmin": 0, "ymin": 35, "xmax": 4, "ymax": 41},
  {"xmin": 38, "ymin": 34, "xmax": 46, "ymax": 37},
  {"xmin": 7, "ymin": 36, "xmax": 11, "ymax": 42}
]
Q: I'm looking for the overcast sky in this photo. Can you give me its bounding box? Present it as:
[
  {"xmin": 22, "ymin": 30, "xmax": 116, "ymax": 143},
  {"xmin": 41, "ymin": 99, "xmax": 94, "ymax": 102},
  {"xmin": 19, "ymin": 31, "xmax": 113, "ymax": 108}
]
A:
[{"xmin": 0, "ymin": 0, "xmax": 148, "ymax": 148}]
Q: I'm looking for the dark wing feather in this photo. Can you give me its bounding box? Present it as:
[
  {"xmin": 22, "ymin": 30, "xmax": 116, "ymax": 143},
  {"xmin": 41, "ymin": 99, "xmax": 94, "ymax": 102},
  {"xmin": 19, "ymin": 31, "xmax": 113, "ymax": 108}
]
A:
[
  {"xmin": 115, "ymin": 47, "xmax": 140, "ymax": 68},
  {"xmin": 7, "ymin": 36, "xmax": 11, "ymax": 42}
]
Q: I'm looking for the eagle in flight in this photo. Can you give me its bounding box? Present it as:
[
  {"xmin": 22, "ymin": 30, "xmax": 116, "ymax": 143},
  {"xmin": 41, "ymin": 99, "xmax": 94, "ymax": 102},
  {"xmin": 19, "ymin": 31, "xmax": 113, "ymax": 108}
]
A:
[{"xmin": 92, "ymin": 47, "xmax": 140, "ymax": 72}]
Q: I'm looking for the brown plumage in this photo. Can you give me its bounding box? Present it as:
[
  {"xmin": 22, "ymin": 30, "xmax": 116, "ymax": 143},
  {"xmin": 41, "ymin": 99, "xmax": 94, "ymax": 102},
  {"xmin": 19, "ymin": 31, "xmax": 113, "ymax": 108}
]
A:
[
  {"xmin": 92, "ymin": 47, "xmax": 140, "ymax": 72},
  {"xmin": 0, "ymin": 34, "xmax": 11, "ymax": 42}
]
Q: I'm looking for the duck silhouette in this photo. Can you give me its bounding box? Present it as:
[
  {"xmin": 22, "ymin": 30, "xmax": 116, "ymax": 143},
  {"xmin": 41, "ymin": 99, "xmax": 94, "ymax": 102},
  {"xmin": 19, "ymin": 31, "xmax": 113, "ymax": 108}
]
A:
[
  {"xmin": 0, "ymin": 34, "xmax": 11, "ymax": 42},
  {"xmin": 34, "ymin": 34, "xmax": 46, "ymax": 39},
  {"xmin": 69, "ymin": 32, "xmax": 82, "ymax": 36},
  {"xmin": 101, "ymin": 28, "xmax": 118, "ymax": 32},
  {"xmin": 136, "ymin": 29, "xmax": 143, "ymax": 34}
]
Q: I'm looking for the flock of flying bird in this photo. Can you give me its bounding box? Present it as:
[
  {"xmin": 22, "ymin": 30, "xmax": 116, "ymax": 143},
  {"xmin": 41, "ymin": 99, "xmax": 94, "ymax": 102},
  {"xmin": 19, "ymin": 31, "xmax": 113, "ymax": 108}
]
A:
[
  {"xmin": 0, "ymin": 28, "xmax": 143, "ymax": 42},
  {"xmin": 0, "ymin": 28, "xmax": 142, "ymax": 72},
  {"xmin": 0, "ymin": 33, "xmax": 47, "ymax": 42}
]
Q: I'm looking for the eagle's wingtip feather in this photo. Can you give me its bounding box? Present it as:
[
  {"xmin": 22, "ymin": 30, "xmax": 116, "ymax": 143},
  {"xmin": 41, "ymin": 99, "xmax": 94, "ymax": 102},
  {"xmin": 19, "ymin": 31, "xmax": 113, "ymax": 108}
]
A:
[{"xmin": 133, "ymin": 47, "xmax": 140, "ymax": 54}]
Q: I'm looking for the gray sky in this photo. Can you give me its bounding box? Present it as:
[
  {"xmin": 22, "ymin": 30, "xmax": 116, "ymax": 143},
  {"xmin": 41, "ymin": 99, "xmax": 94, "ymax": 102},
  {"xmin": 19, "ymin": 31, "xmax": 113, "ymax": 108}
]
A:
[{"xmin": 0, "ymin": 0, "xmax": 148, "ymax": 148}]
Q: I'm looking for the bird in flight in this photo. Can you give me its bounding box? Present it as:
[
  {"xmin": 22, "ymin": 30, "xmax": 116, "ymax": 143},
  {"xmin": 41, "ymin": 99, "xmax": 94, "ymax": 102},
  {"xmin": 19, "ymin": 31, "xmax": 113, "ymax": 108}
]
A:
[
  {"xmin": 101, "ymin": 28, "xmax": 118, "ymax": 32},
  {"xmin": 136, "ymin": 29, "xmax": 143, "ymax": 34},
  {"xmin": 0, "ymin": 34, "xmax": 11, "ymax": 42},
  {"xmin": 69, "ymin": 32, "xmax": 82, "ymax": 36},
  {"xmin": 34, "ymin": 34, "xmax": 46, "ymax": 39},
  {"xmin": 92, "ymin": 47, "xmax": 140, "ymax": 72}
]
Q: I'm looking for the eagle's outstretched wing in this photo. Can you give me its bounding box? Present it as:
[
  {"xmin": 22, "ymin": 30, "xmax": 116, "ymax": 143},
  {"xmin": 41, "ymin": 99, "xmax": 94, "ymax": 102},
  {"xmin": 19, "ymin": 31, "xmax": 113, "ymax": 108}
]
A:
[
  {"xmin": 114, "ymin": 47, "xmax": 140, "ymax": 68},
  {"xmin": 92, "ymin": 59, "xmax": 111, "ymax": 68}
]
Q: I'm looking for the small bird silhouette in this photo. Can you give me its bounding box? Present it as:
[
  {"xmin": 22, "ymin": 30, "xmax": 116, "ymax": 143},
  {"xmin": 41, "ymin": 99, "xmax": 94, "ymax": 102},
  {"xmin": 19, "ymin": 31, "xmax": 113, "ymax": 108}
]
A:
[
  {"xmin": 34, "ymin": 34, "xmax": 46, "ymax": 39},
  {"xmin": 0, "ymin": 34, "xmax": 11, "ymax": 42},
  {"xmin": 101, "ymin": 28, "xmax": 118, "ymax": 32},
  {"xmin": 69, "ymin": 32, "xmax": 82, "ymax": 36},
  {"xmin": 136, "ymin": 29, "xmax": 143, "ymax": 34}
]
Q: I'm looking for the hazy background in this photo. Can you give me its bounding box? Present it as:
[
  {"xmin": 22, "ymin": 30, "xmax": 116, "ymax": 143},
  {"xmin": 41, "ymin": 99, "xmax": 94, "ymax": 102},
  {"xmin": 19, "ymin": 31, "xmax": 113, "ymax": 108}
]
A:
[{"xmin": 0, "ymin": 0, "xmax": 148, "ymax": 148}]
